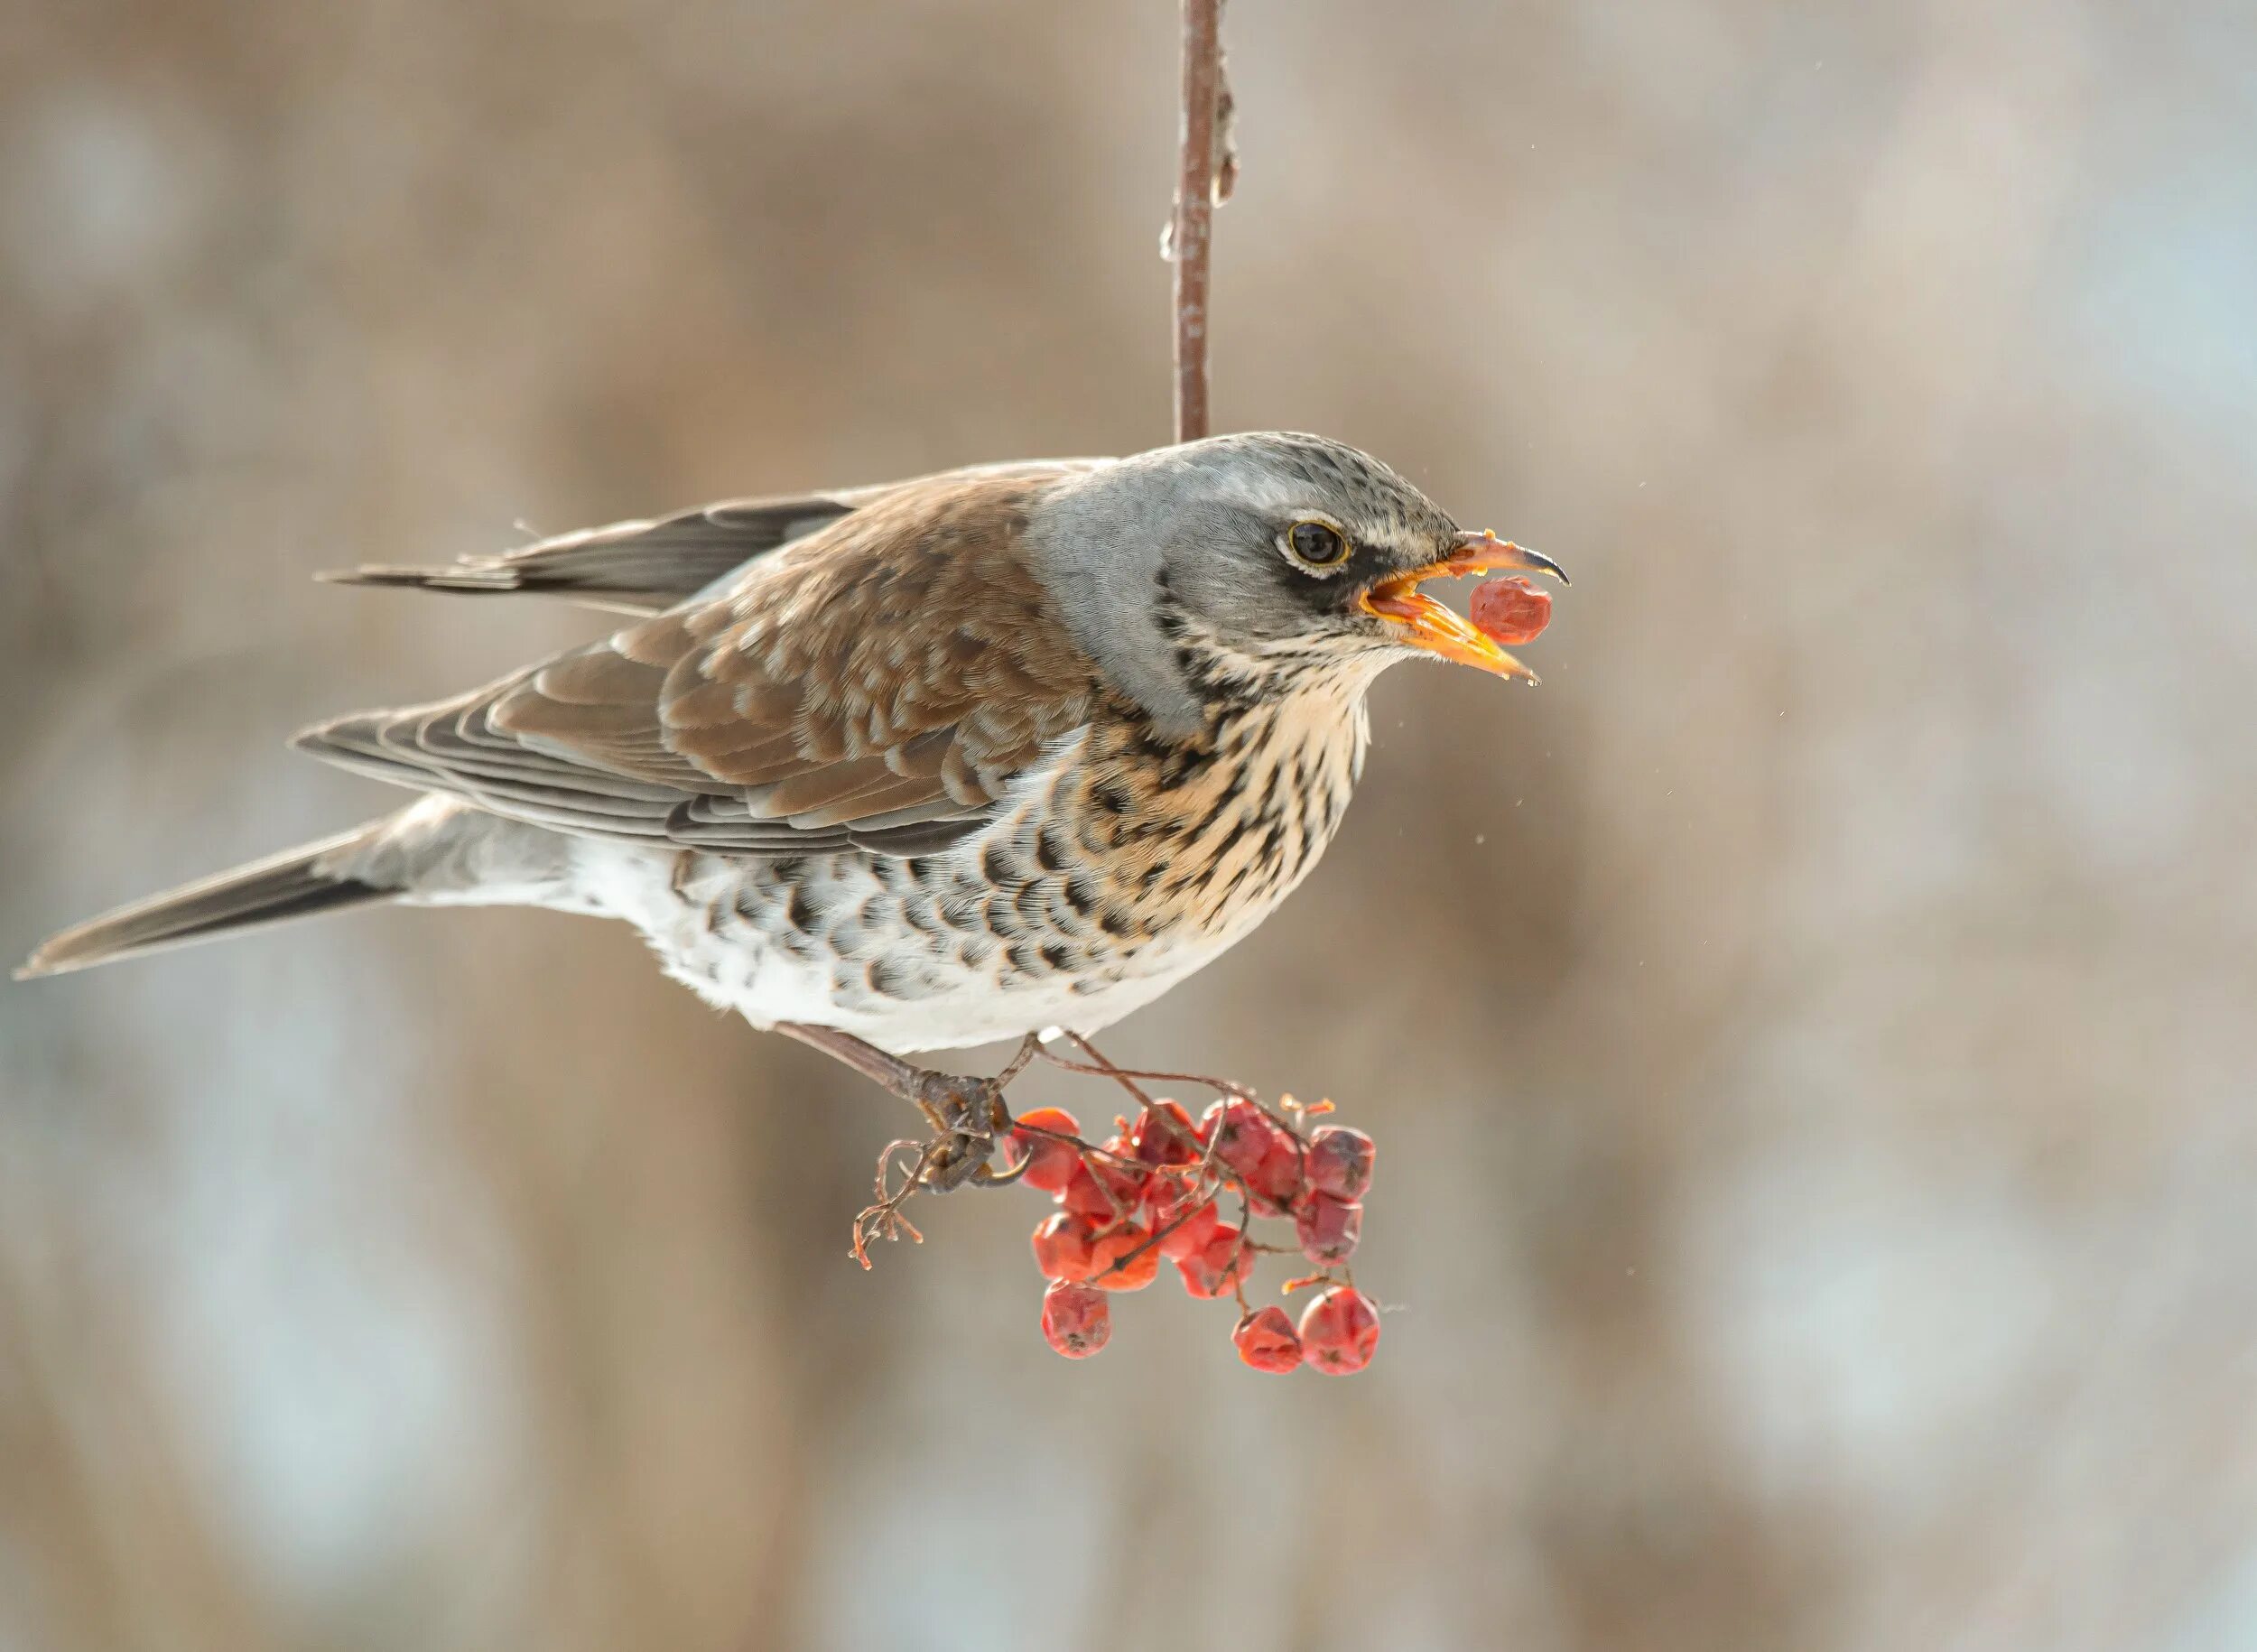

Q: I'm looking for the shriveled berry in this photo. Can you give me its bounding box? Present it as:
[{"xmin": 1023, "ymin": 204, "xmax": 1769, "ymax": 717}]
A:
[
  {"xmin": 1305, "ymin": 1126, "xmax": 1375, "ymax": 1201},
  {"xmin": 1175, "ymin": 1222, "xmax": 1254, "ymax": 1299},
  {"xmin": 1060, "ymin": 1155, "xmax": 1150, "ymax": 1222},
  {"xmin": 1086, "ymin": 1222, "xmax": 1160, "ymax": 1291},
  {"xmin": 1298, "ymin": 1285, "xmax": 1381, "ymax": 1374},
  {"xmin": 1128, "ymin": 1099, "xmax": 1200, "ymax": 1165},
  {"xmin": 1295, "ymin": 1192, "xmax": 1362, "ymax": 1264},
  {"xmin": 1199, "ymin": 1099, "xmax": 1296, "ymax": 1184},
  {"xmin": 1151, "ymin": 1188, "xmax": 1222, "ymax": 1260},
  {"xmin": 1232, "ymin": 1305, "xmax": 1303, "ymax": 1373},
  {"xmin": 1469, "ymin": 575, "xmax": 1552, "ymax": 646},
  {"xmin": 1005, "ymin": 1106, "xmax": 1083, "ymax": 1194},
  {"xmin": 1242, "ymin": 1137, "xmax": 1306, "ymax": 1215},
  {"xmin": 1030, "ymin": 1211, "xmax": 1096, "ymax": 1282},
  {"xmin": 1041, "ymin": 1280, "xmax": 1110, "ymax": 1358}
]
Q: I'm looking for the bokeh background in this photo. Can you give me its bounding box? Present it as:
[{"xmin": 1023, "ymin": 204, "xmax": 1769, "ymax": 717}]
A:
[{"xmin": 5, "ymin": 2, "xmax": 2256, "ymax": 1648}]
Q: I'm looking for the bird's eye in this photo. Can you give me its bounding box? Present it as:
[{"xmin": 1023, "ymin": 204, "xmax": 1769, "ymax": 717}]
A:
[{"xmin": 1284, "ymin": 520, "xmax": 1351, "ymax": 571}]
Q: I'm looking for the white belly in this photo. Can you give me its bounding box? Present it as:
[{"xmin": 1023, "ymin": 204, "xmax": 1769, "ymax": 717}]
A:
[
  {"xmin": 559, "ymin": 834, "xmax": 1257, "ymax": 1053},
  {"xmin": 482, "ymin": 685, "xmax": 1371, "ymax": 1056}
]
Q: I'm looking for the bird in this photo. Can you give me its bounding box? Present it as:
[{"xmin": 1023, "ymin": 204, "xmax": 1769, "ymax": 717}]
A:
[{"xmin": 20, "ymin": 432, "xmax": 1563, "ymax": 1162}]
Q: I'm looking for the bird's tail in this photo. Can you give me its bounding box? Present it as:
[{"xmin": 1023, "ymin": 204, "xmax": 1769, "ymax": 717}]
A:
[{"xmin": 17, "ymin": 825, "xmax": 397, "ymax": 979}]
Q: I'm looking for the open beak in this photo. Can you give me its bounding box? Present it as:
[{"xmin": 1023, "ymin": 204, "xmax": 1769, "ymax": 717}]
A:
[{"xmin": 1357, "ymin": 532, "xmax": 1568, "ymax": 682}]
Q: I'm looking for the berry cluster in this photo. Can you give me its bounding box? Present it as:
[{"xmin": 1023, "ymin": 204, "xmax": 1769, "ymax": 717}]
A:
[{"xmin": 1004, "ymin": 1093, "xmax": 1381, "ymax": 1373}]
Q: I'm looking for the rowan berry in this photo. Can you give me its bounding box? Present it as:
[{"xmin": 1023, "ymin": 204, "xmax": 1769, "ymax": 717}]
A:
[
  {"xmin": 1004, "ymin": 1106, "xmax": 1083, "ymax": 1194},
  {"xmin": 1175, "ymin": 1222, "xmax": 1254, "ymax": 1299},
  {"xmin": 1199, "ymin": 1099, "xmax": 1294, "ymax": 1183},
  {"xmin": 1060, "ymin": 1155, "xmax": 1150, "ymax": 1222},
  {"xmin": 1242, "ymin": 1137, "xmax": 1306, "ymax": 1214},
  {"xmin": 1305, "ymin": 1125, "xmax": 1375, "ymax": 1201},
  {"xmin": 1128, "ymin": 1099, "xmax": 1200, "ymax": 1165},
  {"xmin": 1232, "ymin": 1304, "xmax": 1303, "ymax": 1373},
  {"xmin": 1295, "ymin": 1192, "xmax": 1362, "ymax": 1265},
  {"xmin": 1469, "ymin": 575, "xmax": 1552, "ymax": 646},
  {"xmin": 1149, "ymin": 1185, "xmax": 1222, "ymax": 1259},
  {"xmin": 1297, "ymin": 1285, "xmax": 1381, "ymax": 1374},
  {"xmin": 1086, "ymin": 1222, "xmax": 1160, "ymax": 1291},
  {"xmin": 1041, "ymin": 1281, "xmax": 1110, "ymax": 1358},
  {"xmin": 1030, "ymin": 1211, "xmax": 1096, "ymax": 1282}
]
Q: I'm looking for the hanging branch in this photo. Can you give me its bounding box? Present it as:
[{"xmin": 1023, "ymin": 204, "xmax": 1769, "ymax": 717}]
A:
[
  {"xmin": 1170, "ymin": 0, "xmax": 1233, "ymax": 443},
  {"xmin": 833, "ymin": 5, "xmax": 1387, "ymax": 1378}
]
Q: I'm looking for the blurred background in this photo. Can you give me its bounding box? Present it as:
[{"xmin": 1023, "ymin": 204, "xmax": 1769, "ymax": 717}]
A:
[{"xmin": 5, "ymin": 1, "xmax": 2255, "ymax": 1647}]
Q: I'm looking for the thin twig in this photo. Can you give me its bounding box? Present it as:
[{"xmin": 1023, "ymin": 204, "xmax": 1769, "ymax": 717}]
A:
[
  {"xmin": 1170, "ymin": 0, "xmax": 1227, "ymax": 442},
  {"xmin": 1063, "ymin": 1030, "xmax": 1156, "ymax": 1109},
  {"xmin": 851, "ymin": 1137, "xmax": 943, "ymax": 1267},
  {"xmin": 1034, "ymin": 1047, "xmax": 1258, "ymax": 1101}
]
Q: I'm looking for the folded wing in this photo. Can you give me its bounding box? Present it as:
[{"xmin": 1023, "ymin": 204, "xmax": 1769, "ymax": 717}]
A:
[{"xmin": 296, "ymin": 469, "xmax": 1100, "ymax": 856}]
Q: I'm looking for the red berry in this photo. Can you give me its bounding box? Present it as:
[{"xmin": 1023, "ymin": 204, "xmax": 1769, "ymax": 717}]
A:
[
  {"xmin": 1232, "ymin": 1305, "xmax": 1303, "ymax": 1373},
  {"xmin": 1086, "ymin": 1223, "xmax": 1160, "ymax": 1291},
  {"xmin": 1199, "ymin": 1099, "xmax": 1294, "ymax": 1183},
  {"xmin": 1242, "ymin": 1137, "xmax": 1306, "ymax": 1215},
  {"xmin": 1005, "ymin": 1106, "xmax": 1083, "ymax": 1194},
  {"xmin": 1151, "ymin": 1188, "xmax": 1222, "ymax": 1260},
  {"xmin": 1295, "ymin": 1192, "xmax": 1362, "ymax": 1265},
  {"xmin": 1305, "ymin": 1126, "xmax": 1375, "ymax": 1201},
  {"xmin": 1128, "ymin": 1099, "xmax": 1199, "ymax": 1165},
  {"xmin": 1468, "ymin": 574, "xmax": 1552, "ymax": 646},
  {"xmin": 1297, "ymin": 1286, "xmax": 1381, "ymax": 1374},
  {"xmin": 1175, "ymin": 1223, "xmax": 1254, "ymax": 1299},
  {"xmin": 1060, "ymin": 1155, "xmax": 1150, "ymax": 1222},
  {"xmin": 1041, "ymin": 1280, "xmax": 1110, "ymax": 1358},
  {"xmin": 1030, "ymin": 1211, "xmax": 1096, "ymax": 1282}
]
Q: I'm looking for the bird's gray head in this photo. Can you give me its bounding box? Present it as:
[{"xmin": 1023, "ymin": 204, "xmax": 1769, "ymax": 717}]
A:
[{"xmin": 1027, "ymin": 432, "xmax": 1564, "ymax": 738}]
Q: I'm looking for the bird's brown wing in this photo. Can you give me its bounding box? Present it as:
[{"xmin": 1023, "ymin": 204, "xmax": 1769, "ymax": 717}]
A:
[
  {"xmin": 320, "ymin": 459, "xmax": 1106, "ymax": 616},
  {"xmin": 295, "ymin": 471, "xmax": 1101, "ymax": 856}
]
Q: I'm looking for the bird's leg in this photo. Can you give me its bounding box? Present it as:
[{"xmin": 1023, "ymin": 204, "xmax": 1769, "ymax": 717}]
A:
[{"xmin": 775, "ymin": 1022, "xmax": 1043, "ymax": 1191}]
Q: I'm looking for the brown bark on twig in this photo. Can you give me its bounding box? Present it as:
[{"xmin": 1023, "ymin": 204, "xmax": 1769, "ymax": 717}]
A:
[{"xmin": 1171, "ymin": 0, "xmax": 1228, "ymax": 443}]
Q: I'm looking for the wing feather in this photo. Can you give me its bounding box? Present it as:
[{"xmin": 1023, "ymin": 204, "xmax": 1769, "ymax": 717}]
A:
[
  {"xmin": 294, "ymin": 467, "xmax": 1101, "ymax": 857},
  {"xmin": 319, "ymin": 458, "xmax": 1109, "ymax": 614}
]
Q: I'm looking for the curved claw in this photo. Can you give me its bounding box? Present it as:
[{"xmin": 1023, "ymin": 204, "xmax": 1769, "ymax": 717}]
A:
[
  {"xmin": 971, "ymin": 1155, "xmax": 1034, "ymax": 1189},
  {"xmin": 917, "ymin": 1146, "xmax": 988, "ymax": 1193}
]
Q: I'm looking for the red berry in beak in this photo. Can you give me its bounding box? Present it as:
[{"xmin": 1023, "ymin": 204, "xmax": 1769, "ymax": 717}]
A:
[{"xmin": 1468, "ymin": 575, "xmax": 1553, "ymax": 646}]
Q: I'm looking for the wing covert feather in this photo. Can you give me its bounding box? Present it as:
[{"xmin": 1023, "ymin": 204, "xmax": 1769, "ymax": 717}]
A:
[{"xmin": 294, "ymin": 469, "xmax": 1101, "ymax": 857}]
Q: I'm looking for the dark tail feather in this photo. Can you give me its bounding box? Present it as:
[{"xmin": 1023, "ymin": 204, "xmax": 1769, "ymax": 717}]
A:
[{"xmin": 17, "ymin": 827, "xmax": 395, "ymax": 979}]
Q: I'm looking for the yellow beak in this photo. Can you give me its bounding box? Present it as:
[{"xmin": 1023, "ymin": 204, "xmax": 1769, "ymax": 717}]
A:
[{"xmin": 1358, "ymin": 532, "xmax": 1567, "ymax": 682}]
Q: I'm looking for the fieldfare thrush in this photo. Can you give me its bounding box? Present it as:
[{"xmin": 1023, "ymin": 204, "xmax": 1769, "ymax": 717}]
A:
[{"xmin": 22, "ymin": 432, "xmax": 1565, "ymax": 1150}]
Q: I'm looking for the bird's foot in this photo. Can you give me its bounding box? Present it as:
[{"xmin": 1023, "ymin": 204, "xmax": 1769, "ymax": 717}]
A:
[
  {"xmin": 906, "ymin": 1068, "xmax": 1015, "ymax": 1193},
  {"xmin": 910, "ymin": 1032, "xmax": 1047, "ymax": 1191},
  {"xmin": 774, "ymin": 1022, "xmax": 1046, "ymax": 1194}
]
